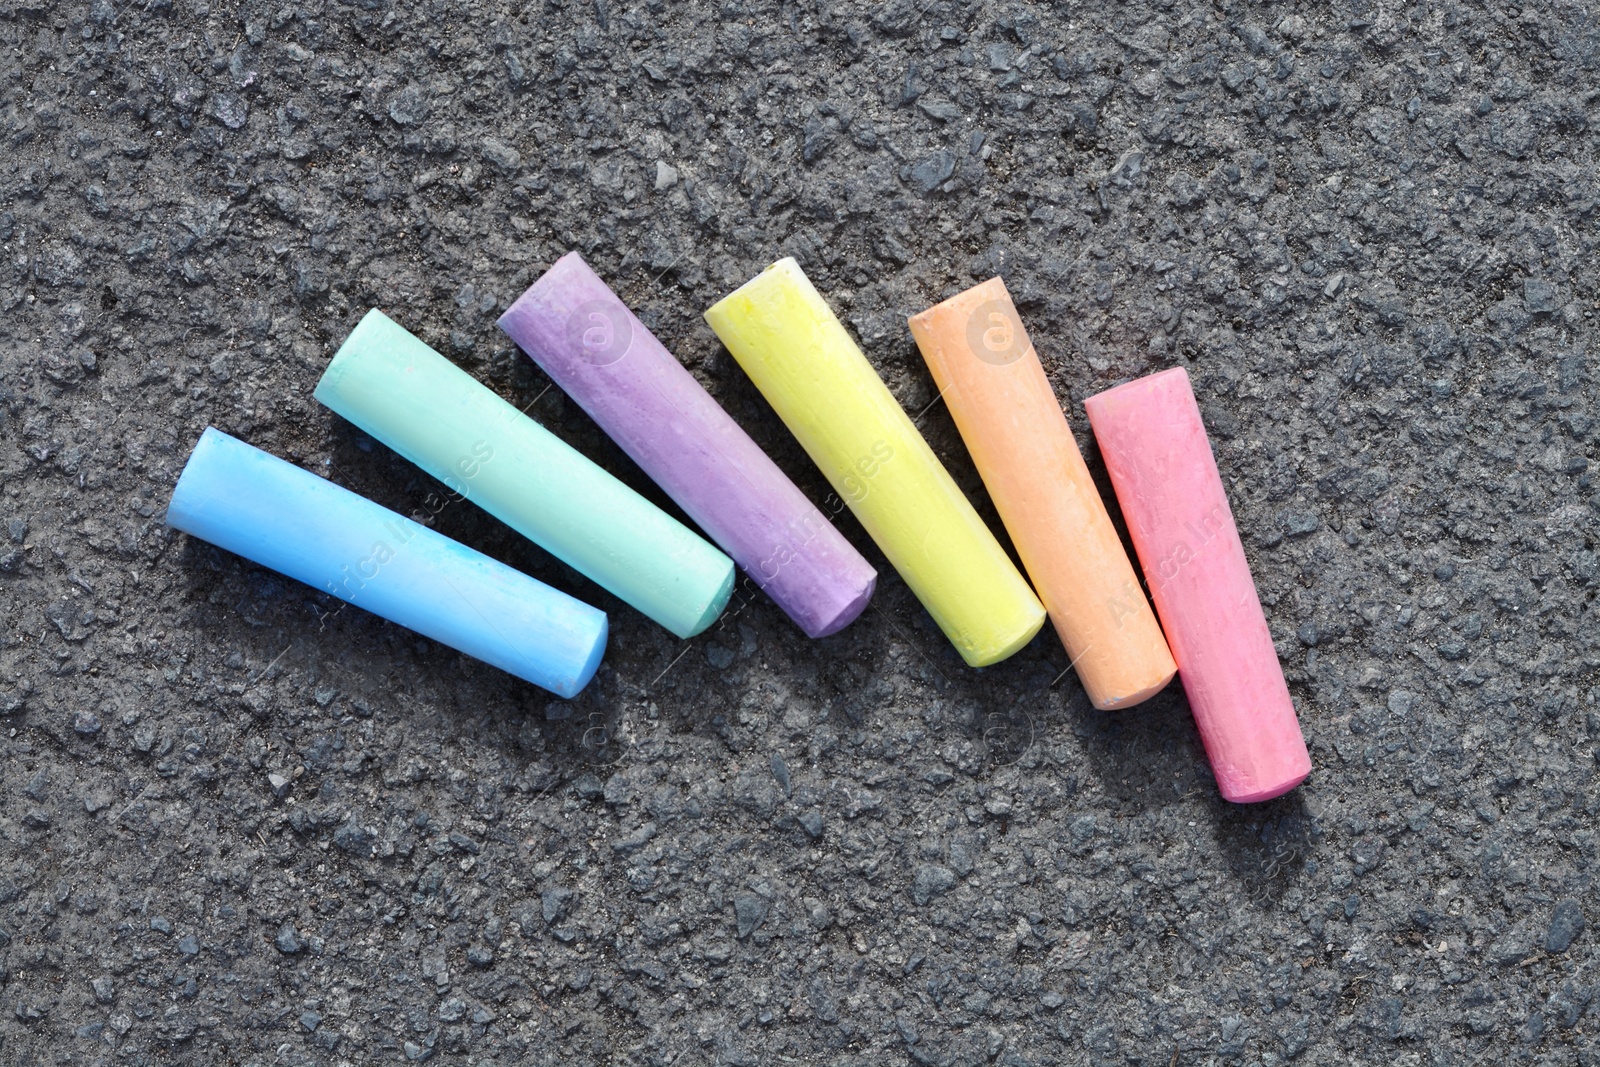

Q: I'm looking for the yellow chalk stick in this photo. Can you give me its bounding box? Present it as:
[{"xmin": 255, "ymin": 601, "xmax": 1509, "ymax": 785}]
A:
[
  {"xmin": 908, "ymin": 277, "xmax": 1176, "ymax": 709},
  {"xmin": 704, "ymin": 258, "xmax": 1045, "ymax": 667}
]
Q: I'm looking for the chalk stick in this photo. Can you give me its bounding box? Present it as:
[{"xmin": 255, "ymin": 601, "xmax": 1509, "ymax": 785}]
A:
[
  {"xmin": 315, "ymin": 309, "xmax": 734, "ymax": 640},
  {"xmin": 908, "ymin": 277, "xmax": 1176, "ymax": 708},
  {"xmin": 497, "ymin": 252, "xmax": 877, "ymax": 638},
  {"xmin": 165, "ymin": 427, "xmax": 607, "ymax": 698},
  {"xmin": 1084, "ymin": 368, "xmax": 1311, "ymax": 802},
  {"xmin": 705, "ymin": 258, "xmax": 1045, "ymax": 667}
]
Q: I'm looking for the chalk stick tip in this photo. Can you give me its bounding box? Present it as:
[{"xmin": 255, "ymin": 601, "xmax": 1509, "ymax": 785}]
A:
[
  {"xmin": 1084, "ymin": 365, "xmax": 1192, "ymax": 413},
  {"xmin": 960, "ymin": 603, "xmax": 1048, "ymax": 668},
  {"xmin": 339, "ymin": 307, "xmax": 401, "ymax": 348},
  {"xmin": 557, "ymin": 613, "xmax": 609, "ymax": 698},
  {"xmin": 166, "ymin": 425, "xmax": 229, "ymax": 529},
  {"xmin": 704, "ymin": 257, "xmax": 807, "ymax": 322},
  {"xmin": 674, "ymin": 557, "xmax": 738, "ymax": 639},
  {"xmin": 762, "ymin": 255, "xmax": 802, "ymax": 277},
  {"xmin": 316, "ymin": 307, "xmax": 419, "ymax": 404},
  {"xmin": 805, "ymin": 572, "xmax": 877, "ymax": 639},
  {"xmin": 533, "ymin": 249, "xmax": 592, "ymax": 288},
  {"xmin": 1090, "ymin": 667, "xmax": 1177, "ymax": 711},
  {"xmin": 1220, "ymin": 764, "xmax": 1311, "ymax": 804},
  {"xmin": 498, "ymin": 251, "xmax": 594, "ymax": 334},
  {"xmin": 907, "ymin": 275, "xmax": 1012, "ymax": 330}
]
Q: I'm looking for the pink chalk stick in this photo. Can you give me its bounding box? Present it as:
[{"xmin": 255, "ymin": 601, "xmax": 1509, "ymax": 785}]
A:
[{"xmin": 1084, "ymin": 368, "xmax": 1311, "ymax": 803}]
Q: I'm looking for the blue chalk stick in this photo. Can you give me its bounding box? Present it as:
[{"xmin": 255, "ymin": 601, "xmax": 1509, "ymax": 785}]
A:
[{"xmin": 165, "ymin": 427, "xmax": 607, "ymax": 698}]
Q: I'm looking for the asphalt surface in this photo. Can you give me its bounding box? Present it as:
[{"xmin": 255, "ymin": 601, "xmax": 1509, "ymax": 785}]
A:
[{"xmin": 2, "ymin": 0, "xmax": 1599, "ymax": 1063}]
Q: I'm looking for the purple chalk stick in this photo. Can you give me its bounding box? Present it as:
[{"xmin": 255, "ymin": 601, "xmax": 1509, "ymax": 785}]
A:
[{"xmin": 498, "ymin": 252, "xmax": 877, "ymax": 638}]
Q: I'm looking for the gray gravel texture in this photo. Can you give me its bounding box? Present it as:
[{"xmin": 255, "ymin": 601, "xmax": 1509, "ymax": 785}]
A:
[{"xmin": 2, "ymin": 0, "xmax": 1599, "ymax": 1063}]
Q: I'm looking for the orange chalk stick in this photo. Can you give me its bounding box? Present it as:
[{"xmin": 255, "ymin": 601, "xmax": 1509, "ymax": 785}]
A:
[{"xmin": 908, "ymin": 278, "xmax": 1177, "ymax": 709}]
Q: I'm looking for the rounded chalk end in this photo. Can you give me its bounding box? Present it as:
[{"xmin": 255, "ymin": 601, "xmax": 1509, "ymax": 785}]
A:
[
  {"xmin": 961, "ymin": 604, "xmax": 1049, "ymax": 669},
  {"xmin": 498, "ymin": 250, "xmax": 591, "ymax": 337},
  {"xmin": 312, "ymin": 310, "xmax": 422, "ymax": 412},
  {"xmin": 1083, "ymin": 364, "xmax": 1193, "ymax": 413},
  {"xmin": 164, "ymin": 426, "xmax": 229, "ymax": 531},
  {"xmin": 806, "ymin": 573, "xmax": 877, "ymax": 639},
  {"xmin": 1221, "ymin": 764, "xmax": 1312, "ymax": 804},
  {"xmin": 1090, "ymin": 667, "xmax": 1177, "ymax": 712},
  {"xmin": 677, "ymin": 559, "xmax": 738, "ymax": 640},
  {"xmin": 557, "ymin": 613, "xmax": 609, "ymax": 699},
  {"xmin": 703, "ymin": 256, "xmax": 806, "ymax": 330}
]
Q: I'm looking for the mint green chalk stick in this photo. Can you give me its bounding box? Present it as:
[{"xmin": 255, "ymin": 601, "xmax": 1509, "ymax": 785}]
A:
[{"xmin": 315, "ymin": 309, "xmax": 734, "ymax": 639}]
